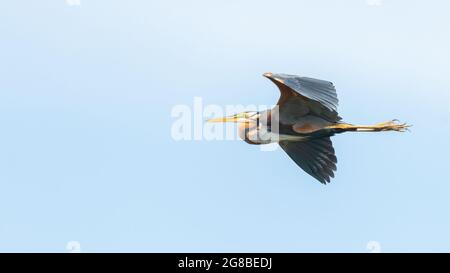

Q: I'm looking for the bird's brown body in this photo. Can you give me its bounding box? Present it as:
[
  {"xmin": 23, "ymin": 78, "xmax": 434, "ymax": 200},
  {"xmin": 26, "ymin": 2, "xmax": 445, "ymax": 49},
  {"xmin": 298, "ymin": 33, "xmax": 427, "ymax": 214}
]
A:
[{"xmin": 208, "ymin": 73, "xmax": 409, "ymax": 184}]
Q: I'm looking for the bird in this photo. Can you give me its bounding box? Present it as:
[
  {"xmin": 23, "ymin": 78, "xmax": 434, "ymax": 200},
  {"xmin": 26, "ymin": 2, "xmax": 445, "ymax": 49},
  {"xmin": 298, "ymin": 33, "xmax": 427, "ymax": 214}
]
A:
[{"xmin": 207, "ymin": 73, "xmax": 410, "ymax": 184}]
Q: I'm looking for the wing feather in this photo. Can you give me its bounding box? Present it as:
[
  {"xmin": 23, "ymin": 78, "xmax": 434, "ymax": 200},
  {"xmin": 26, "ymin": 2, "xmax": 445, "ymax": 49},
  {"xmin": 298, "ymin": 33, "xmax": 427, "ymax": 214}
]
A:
[
  {"xmin": 266, "ymin": 73, "xmax": 341, "ymax": 123},
  {"xmin": 279, "ymin": 137, "xmax": 337, "ymax": 184}
]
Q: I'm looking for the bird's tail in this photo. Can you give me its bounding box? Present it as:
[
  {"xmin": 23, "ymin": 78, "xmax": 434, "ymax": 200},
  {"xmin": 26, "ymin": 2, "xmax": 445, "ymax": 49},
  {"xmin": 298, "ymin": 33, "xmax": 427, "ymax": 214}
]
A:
[{"xmin": 326, "ymin": 119, "xmax": 411, "ymax": 133}]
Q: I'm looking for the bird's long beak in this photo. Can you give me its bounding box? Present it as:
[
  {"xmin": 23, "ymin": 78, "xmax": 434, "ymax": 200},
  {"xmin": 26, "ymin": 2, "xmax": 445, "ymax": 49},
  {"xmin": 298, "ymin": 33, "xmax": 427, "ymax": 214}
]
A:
[{"xmin": 206, "ymin": 116, "xmax": 239, "ymax": 123}]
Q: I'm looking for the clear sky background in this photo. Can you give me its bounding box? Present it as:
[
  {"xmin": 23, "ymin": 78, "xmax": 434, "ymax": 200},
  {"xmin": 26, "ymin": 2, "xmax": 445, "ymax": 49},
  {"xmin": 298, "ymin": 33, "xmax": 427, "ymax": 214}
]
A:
[{"xmin": 1, "ymin": 0, "xmax": 449, "ymax": 252}]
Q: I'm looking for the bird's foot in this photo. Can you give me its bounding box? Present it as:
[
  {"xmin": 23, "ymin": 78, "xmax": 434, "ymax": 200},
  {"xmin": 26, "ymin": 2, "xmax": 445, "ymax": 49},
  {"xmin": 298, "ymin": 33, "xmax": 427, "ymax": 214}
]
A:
[{"xmin": 375, "ymin": 119, "xmax": 411, "ymax": 132}]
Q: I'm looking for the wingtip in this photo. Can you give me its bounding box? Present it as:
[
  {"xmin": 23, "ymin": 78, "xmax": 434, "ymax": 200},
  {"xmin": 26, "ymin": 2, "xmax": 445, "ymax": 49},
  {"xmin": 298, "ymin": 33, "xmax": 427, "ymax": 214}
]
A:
[{"xmin": 263, "ymin": 72, "xmax": 273, "ymax": 78}]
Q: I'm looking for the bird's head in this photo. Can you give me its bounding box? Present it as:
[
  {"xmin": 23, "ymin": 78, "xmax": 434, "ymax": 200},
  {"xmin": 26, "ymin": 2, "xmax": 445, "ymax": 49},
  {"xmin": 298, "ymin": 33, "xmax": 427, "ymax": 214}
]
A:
[{"xmin": 207, "ymin": 111, "xmax": 259, "ymax": 124}]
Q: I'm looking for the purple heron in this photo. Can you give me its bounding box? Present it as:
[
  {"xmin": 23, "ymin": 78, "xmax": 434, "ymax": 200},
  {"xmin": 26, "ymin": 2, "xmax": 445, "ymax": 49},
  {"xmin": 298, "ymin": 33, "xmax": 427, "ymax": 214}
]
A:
[{"xmin": 208, "ymin": 73, "xmax": 409, "ymax": 184}]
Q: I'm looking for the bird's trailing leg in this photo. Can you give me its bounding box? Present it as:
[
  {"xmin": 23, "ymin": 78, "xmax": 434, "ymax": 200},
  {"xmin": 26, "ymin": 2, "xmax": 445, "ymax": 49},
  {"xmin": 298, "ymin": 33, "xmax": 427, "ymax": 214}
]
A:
[{"xmin": 326, "ymin": 119, "xmax": 411, "ymax": 132}]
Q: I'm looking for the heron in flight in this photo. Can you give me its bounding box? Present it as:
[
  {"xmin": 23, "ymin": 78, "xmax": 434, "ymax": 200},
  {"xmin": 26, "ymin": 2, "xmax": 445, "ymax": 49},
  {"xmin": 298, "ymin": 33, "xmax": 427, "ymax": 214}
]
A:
[{"xmin": 208, "ymin": 73, "xmax": 409, "ymax": 184}]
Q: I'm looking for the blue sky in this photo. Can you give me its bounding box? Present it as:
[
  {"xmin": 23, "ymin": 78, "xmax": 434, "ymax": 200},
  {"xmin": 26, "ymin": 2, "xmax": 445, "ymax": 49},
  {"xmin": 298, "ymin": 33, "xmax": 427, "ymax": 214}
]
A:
[{"xmin": 0, "ymin": 0, "xmax": 449, "ymax": 252}]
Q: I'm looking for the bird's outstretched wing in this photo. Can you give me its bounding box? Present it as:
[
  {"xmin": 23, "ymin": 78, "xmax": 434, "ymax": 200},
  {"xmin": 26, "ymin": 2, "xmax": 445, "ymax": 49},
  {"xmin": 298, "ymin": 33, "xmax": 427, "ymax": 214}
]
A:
[
  {"xmin": 265, "ymin": 73, "xmax": 340, "ymax": 123},
  {"xmin": 279, "ymin": 138, "xmax": 337, "ymax": 184}
]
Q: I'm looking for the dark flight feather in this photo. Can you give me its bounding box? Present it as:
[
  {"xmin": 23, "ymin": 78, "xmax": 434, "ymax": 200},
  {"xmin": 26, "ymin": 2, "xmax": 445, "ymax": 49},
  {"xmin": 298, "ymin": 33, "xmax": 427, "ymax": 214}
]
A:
[{"xmin": 279, "ymin": 137, "xmax": 337, "ymax": 184}]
